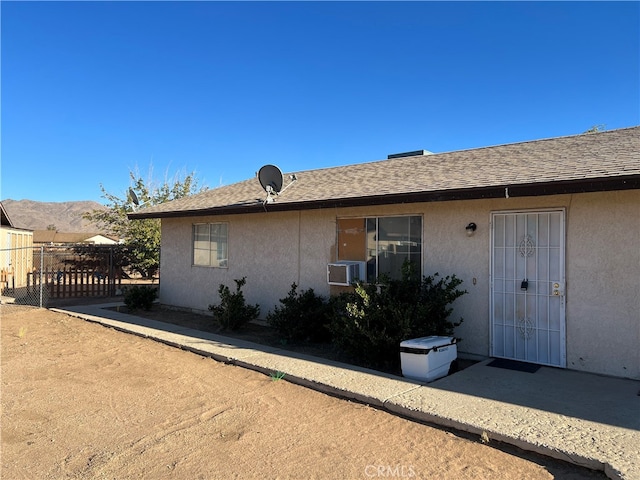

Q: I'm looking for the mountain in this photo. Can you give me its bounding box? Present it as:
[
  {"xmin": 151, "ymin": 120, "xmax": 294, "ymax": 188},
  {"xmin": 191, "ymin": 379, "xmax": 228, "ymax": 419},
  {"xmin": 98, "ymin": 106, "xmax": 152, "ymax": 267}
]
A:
[{"xmin": 1, "ymin": 199, "xmax": 108, "ymax": 233}]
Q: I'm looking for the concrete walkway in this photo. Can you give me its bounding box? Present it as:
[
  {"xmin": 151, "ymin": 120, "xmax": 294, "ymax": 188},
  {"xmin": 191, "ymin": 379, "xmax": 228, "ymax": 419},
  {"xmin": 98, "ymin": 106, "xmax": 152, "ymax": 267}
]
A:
[{"xmin": 53, "ymin": 303, "xmax": 640, "ymax": 480}]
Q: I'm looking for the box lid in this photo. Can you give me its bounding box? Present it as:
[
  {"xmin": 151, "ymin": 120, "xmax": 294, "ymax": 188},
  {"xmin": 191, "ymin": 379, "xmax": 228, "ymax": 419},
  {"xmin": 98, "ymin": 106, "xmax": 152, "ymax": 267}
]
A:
[{"xmin": 400, "ymin": 336, "xmax": 455, "ymax": 349}]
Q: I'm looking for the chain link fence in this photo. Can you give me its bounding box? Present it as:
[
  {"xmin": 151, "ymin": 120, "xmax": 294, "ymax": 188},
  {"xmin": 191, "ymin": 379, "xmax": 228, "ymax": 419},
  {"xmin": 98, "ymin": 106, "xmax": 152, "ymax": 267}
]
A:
[{"xmin": 0, "ymin": 245, "xmax": 126, "ymax": 308}]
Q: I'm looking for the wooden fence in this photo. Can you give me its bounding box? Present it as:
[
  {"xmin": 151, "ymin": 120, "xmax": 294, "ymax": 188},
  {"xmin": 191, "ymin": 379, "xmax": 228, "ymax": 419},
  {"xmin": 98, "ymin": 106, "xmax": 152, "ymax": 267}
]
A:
[
  {"xmin": 0, "ymin": 268, "xmax": 15, "ymax": 298},
  {"xmin": 0, "ymin": 245, "xmax": 129, "ymax": 306},
  {"xmin": 26, "ymin": 267, "xmax": 121, "ymax": 299}
]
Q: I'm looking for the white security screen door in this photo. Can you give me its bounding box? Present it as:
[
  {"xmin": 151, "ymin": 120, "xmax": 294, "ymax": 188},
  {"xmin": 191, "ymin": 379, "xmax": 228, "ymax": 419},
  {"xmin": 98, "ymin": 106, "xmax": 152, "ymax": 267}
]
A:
[{"xmin": 490, "ymin": 210, "xmax": 566, "ymax": 367}]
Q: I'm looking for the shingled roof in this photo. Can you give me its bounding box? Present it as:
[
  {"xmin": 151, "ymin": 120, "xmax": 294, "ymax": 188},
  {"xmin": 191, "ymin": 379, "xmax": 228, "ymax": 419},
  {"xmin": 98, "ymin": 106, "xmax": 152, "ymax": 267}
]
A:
[{"xmin": 129, "ymin": 126, "xmax": 640, "ymax": 219}]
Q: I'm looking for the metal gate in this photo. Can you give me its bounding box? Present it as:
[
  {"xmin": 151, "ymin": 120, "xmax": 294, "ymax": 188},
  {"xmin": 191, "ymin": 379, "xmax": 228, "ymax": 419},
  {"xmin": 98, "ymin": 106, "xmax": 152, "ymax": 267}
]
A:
[
  {"xmin": 490, "ymin": 210, "xmax": 566, "ymax": 367},
  {"xmin": 0, "ymin": 245, "xmax": 121, "ymax": 307}
]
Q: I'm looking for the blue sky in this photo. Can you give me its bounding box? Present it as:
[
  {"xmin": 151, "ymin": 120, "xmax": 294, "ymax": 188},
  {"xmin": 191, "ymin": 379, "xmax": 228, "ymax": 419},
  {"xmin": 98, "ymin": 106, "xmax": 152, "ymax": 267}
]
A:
[{"xmin": 2, "ymin": 1, "xmax": 638, "ymax": 204}]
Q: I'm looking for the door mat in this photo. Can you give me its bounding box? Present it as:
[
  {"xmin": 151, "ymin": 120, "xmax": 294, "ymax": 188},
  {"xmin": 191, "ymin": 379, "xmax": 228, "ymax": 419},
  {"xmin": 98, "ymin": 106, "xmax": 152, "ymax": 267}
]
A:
[{"xmin": 486, "ymin": 358, "xmax": 540, "ymax": 373}]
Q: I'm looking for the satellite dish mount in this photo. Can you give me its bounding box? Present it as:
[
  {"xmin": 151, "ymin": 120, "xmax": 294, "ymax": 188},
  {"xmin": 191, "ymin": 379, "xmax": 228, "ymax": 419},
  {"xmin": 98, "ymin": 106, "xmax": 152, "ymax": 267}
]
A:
[{"xmin": 257, "ymin": 164, "xmax": 297, "ymax": 205}]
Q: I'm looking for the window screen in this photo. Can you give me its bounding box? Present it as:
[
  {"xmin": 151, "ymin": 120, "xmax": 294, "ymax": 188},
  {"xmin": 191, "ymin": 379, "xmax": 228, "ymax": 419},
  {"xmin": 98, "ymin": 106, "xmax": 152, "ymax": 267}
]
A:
[{"xmin": 193, "ymin": 223, "xmax": 228, "ymax": 267}]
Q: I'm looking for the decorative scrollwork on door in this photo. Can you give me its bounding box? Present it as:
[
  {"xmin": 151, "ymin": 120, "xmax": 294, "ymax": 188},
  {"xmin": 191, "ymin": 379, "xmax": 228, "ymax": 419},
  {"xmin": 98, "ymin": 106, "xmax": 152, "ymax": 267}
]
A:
[
  {"xmin": 517, "ymin": 316, "xmax": 535, "ymax": 339},
  {"xmin": 519, "ymin": 234, "xmax": 535, "ymax": 257}
]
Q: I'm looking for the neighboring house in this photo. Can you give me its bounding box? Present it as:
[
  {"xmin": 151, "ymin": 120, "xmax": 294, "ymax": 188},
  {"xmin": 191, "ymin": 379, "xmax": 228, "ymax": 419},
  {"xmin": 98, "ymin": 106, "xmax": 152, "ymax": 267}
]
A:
[
  {"xmin": 0, "ymin": 202, "xmax": 34, "ymax": 291},
  {"xmin": 129, "ymin": 127, "xmax": 640, "ymax": 380},
  {"xmin": 33, "ymin": 230, "xmax": 120, "ymax": 246}
]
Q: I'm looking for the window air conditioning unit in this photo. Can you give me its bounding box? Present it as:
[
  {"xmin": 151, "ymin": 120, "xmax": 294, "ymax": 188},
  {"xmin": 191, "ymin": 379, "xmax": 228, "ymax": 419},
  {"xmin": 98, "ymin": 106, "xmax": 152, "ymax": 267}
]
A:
[{"xmin": 327, "ymin": 261, "xmax": 366, "ymax": 286}]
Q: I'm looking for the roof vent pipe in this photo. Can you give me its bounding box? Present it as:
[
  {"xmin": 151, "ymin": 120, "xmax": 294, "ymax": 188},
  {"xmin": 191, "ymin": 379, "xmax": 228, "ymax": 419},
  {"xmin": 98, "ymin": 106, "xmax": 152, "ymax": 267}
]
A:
[{"xmin": 387, "ymin": 150, "xmax": 432, "ymax": 159}]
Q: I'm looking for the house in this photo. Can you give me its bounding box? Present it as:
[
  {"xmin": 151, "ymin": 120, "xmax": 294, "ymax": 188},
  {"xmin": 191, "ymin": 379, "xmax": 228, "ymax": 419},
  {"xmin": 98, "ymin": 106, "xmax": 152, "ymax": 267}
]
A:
[
  {"xmin": 0, "ymin": 202, "xmax": 34, "ymax": 293},
  {"xmin": 33, "ymin": 230, "xmax": 120, "ymax": 246},
  {"xmin": 129, "ymin": 127, "xmax": 640, "ymax": 380}
]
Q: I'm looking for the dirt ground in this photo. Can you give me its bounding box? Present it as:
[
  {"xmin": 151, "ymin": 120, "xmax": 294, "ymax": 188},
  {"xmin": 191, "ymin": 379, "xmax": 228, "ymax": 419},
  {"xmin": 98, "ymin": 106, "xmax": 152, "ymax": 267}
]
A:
[{"xmin": 1, "ymin": 305, "xmax": 606, "ymax": 480}]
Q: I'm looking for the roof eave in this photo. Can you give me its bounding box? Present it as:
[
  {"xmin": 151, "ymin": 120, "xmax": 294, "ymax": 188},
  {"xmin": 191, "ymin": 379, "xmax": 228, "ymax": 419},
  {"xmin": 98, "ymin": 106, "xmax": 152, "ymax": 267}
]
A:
[{"xmin": 128, "ymin": 175, "xmax": 640, "ymax": 220}]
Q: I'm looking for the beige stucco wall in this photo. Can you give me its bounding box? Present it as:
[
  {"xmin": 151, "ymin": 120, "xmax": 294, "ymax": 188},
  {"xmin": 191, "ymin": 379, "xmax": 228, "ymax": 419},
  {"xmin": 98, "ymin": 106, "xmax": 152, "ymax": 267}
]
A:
[
  {"xmin": 563, "ymin": 190, "xmax": 639, "ymax": 379},
  {"xmin": 160, "ymin": 189, "xmax": 640, "ymax": 379},
  {"xmin": 159, "ymin": 210, "xmax": 337, "ymax": 317}
]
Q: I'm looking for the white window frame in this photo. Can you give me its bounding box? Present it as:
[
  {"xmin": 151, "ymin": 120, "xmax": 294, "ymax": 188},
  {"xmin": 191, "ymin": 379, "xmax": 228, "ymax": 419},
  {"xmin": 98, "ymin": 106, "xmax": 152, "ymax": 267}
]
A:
[{"xmin": 192, "ymin": 223, "xmax": 228, "ymax": 268}]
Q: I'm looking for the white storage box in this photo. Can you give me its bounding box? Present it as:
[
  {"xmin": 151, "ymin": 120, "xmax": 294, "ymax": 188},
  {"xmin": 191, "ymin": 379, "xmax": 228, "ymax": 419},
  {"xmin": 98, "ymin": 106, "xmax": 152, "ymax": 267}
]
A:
[{"xmin": 400, "ymin": 336, "xmax": 458, "ymax": 382}]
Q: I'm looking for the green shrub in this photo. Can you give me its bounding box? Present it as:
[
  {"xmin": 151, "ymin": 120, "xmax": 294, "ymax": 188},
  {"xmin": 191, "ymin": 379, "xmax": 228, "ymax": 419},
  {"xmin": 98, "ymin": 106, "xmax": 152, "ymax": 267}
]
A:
[
  {"xmin": 123, "ymin": 285, "xmax": 158, "ymax": 311},
  {"xmin": 266, "ymin": 283, "xmax": 332, "ymax": 343},
  {"xmin": 329, "ymin": 282, "xmax": 413, "ymax": 370},
  {"xmin": 329, "ymin": 263, "xmax": 466, "ymax": 370},
  {"xmin": 408, "ymin": 272, "xmax": 467, "ymax": 338},
  {"xmin": 208, "ymin": 277, "xmax": 260, "ymax": 331}
]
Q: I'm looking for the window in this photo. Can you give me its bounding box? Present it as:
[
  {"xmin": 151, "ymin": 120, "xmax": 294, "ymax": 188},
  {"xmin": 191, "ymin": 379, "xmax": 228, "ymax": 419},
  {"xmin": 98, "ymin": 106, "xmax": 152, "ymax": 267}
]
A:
[
  {"xmin": 193, "ymin": 223, "xmax": 228, "ymax": 267},
  {"xmin": 337, "ymin": 215, "xmax": 422, "ymax": 282}
]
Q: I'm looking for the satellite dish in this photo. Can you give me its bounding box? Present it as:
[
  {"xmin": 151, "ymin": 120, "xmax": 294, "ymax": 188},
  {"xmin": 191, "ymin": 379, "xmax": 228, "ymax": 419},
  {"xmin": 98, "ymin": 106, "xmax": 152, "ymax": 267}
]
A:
[
  {"xmin": 128, "ymin": 187, "xmax": 140, "ymax": 206},
  {"xmin": 258, "ymin": 165, "xmax": 284, "ymax": 195},
  {"xmin": 257, "ymin": 164, "xmax": 298, "ymax": 205}
]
